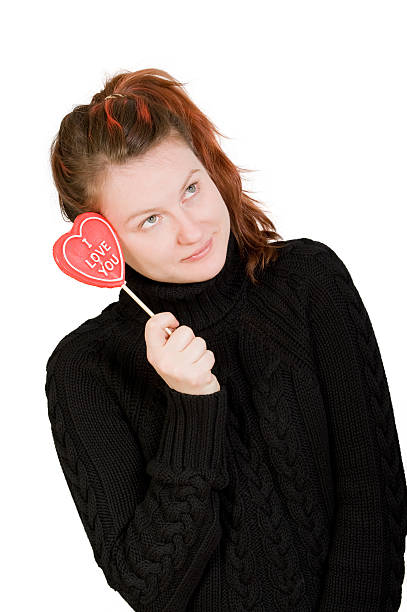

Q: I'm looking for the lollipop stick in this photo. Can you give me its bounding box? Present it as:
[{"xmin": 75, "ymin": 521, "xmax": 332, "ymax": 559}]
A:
[{"xmin": 121, "ymin": 281, "xmax": 174, "ymax": 336}]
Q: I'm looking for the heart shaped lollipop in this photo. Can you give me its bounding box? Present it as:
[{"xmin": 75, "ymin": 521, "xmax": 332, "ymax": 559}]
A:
[
  {"xmin": 53, "ymin": 212, "xmax": 174, "ymax": 335},
  {"xmin": 53, "ymin": 212, "xmax": 125, "ymax": 287}
]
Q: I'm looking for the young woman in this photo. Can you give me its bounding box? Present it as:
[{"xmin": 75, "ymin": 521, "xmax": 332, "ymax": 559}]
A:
[{"xmin": 45, "ymin": 68, "xmax": 407, "ymax": 611}]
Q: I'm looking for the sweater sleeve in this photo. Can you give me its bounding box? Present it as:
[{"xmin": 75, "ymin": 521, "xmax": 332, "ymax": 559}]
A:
[
  {"xmin": 45, "ymin": 347, "xmax": 229, "ymax": 612},
  {"xmin": 307, "ymin": 242, "xmax": 407, "ymax": 611}
]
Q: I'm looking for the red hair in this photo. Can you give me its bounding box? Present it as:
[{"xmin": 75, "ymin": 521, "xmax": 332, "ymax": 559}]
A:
[{"xmin": 50, "ymin": 68, "xmax": 286, "ymax": 284}]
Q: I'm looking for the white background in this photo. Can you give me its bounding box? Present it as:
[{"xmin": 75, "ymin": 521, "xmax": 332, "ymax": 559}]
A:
[{"xmin": 2, "ymin": 0, "xmax": 406, "ymax": 609}]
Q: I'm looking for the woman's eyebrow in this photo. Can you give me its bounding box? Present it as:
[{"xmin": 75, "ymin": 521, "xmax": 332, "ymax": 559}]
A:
[{"xmin": 125, "ymin": 168, "xmax": 200, "ymax": 225}]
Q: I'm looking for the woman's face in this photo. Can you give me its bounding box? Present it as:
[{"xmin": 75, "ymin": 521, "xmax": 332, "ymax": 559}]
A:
[{"xmin": 97, "ymin": 134, "xmax": 231, "ymax": 283}]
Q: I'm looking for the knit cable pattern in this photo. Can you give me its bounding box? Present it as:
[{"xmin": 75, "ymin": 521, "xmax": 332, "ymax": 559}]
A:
[
  {"xmin": 220, "ymin": 441, "xmax": 265, "ymax": 610},
  {"xmin": 253, "ymin": 356, "xmax": 328, "ymax": 575},
  {"xmin": 46, "ymin": 369, "xmax": 109, "ymax": 565},
  {"xmin": 226, "ymin": 398, "xmax": 312, "ymax": 611},
  {"xmin": 310, "ymin": 241, "xmax": 407, "ymax": 611},
  {"xmin": 108, "ymin": 471, "xmax": 217, "ymax": 607}
]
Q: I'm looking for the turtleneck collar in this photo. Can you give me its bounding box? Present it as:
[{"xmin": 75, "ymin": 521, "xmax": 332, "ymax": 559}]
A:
[{"xmin": 118, "ymin": 230, "xmax": 249, "ymax": 331}]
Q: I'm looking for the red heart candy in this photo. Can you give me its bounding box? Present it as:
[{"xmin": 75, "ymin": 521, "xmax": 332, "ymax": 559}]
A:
[{"xmin": 53, "ymin": 212, "xmax": 125, "ymax": 288}]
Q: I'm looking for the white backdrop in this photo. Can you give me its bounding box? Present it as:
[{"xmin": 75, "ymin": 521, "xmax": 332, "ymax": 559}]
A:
[{"xmin": 2, "ymin": 0, "xmax": 406, "ymax": 610}]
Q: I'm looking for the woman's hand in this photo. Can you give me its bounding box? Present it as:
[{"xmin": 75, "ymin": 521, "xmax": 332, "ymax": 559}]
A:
[{"xmin": 145, "ymin": 312, "xmax": 220, "ymax": 395}]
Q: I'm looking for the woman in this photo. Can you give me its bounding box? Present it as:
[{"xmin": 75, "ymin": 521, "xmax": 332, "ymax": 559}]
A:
[{"xmin": 45, "ymin": 68, "xmax": 407, "ymax": 611}]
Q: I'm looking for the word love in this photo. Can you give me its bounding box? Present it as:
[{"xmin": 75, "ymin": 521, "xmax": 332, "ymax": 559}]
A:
[
  {"xmin": 53, "ymin": 212, "xmax": 125, "ymax": 288},
  {"xmin": 83, "ymin": 238, "xmax": 120, "ymax": 276}
]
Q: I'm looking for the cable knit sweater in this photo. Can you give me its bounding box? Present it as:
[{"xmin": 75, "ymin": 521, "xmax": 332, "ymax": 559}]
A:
[{"xmin": 45, "ymin": 231, "xmax": 407, "ymax": 611}]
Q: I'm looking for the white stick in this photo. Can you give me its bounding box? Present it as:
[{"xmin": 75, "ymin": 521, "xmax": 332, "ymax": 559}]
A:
[{"xmin": 121, "ymin": 281, "xmax": 174, "ymax": 336}]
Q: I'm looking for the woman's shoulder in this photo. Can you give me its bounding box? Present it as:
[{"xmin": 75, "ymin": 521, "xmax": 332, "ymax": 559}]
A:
[
  {"xmin": 270, "ymin": 235, "xmax": 341, "ymax": 261},
  {"xmin": 265, "ymin": 236, "xmax": 350, "ymax": 280},
  {"xmin": 45, "ymin": 302, "xmax": 120, "ymax": 377}
]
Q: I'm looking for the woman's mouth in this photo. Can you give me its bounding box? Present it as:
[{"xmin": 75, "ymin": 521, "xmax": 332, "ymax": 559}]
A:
[{"xmin": 182, "ymin": 237, "xmax": 213, "ymax": 262}]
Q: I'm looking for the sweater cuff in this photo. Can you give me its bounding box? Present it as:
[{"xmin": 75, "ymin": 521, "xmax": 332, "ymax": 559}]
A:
[{"xmin": 147, "ymin": 384, "xmax": 229, "ymax": 490}]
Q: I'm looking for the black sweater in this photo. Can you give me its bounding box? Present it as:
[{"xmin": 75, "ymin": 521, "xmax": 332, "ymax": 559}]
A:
[{"xmin": 45, "ymin": 231, "xmax": 407, "ymax": 611}]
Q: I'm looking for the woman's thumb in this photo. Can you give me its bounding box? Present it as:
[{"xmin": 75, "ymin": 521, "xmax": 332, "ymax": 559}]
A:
[{"xmin": 145, "ymin": 312, "xmax": 179, "ymax": 350}]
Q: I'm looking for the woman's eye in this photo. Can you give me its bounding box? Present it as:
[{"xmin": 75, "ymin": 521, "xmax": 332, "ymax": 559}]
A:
[
  {"xmin": 185, "ymin": 182, "xmax": 198, "ymax": 196},
  {"xmin": 140, "ymin": 181, "xmax": 200, "ymax": 230},
  {"xmin": 141, "ymin": 214, "xmax": 159, "ymax": 229}
]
